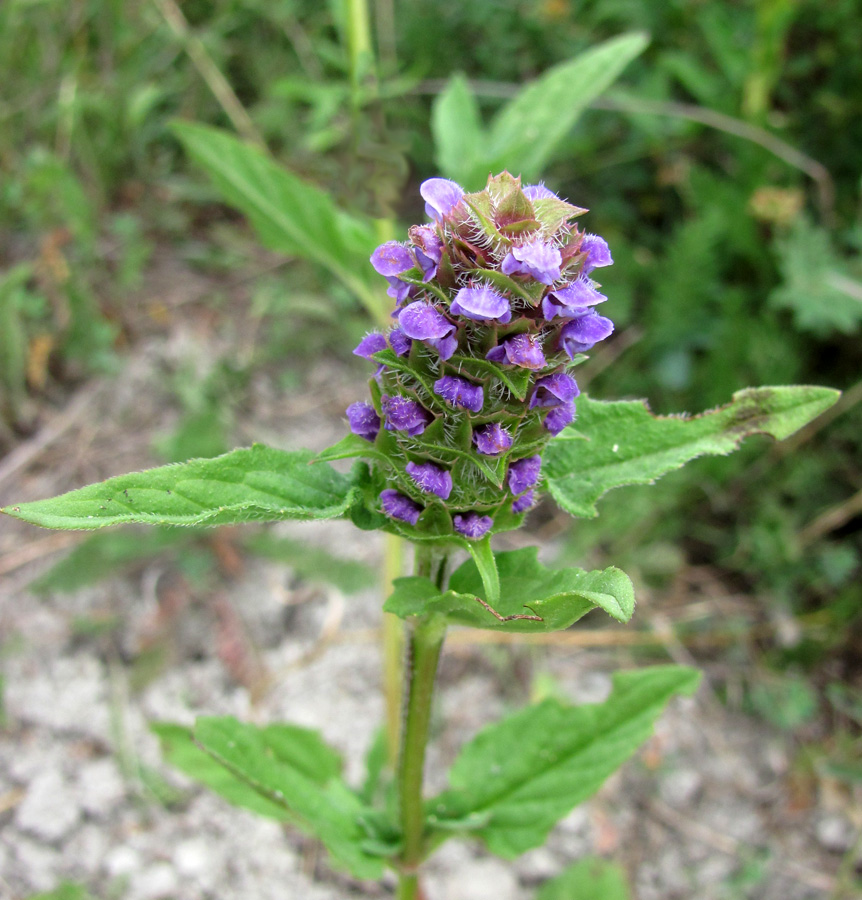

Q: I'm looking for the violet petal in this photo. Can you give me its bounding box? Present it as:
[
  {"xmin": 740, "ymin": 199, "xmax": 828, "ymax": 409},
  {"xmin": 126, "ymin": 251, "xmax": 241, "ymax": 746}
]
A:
[
  {"xmin": 523, "ymin": 183, "xmax": 558, "ymax": 201},
  {"xmin": 512, "ymin": 490, "xmax": 535, "ymax": 514},
  {"xmin": 558, "ymin": 311, "xmax": 614, "ymax": 357},
  {"xmin": 500, "ymin": 239, "xmax": 562, "ymax": 284},
  {"xmin": 388, "ymin": 327, "xmax": 412, "ymax": 357},
  {"xmin": 380, "ymin": 489, "xmax": 422, "ymax": 525},
  {"xmin": 542, "ymin": 275, "xmax": 607, "ymax": 320},
  {"xmin": 529, "ymin": 372, "xmax": 580, "ymax": 409},
  {"xmin": 381, "ymin": 394, "xmax": 432, "ymax": 436},
  {"xmin": 371, "ymin": 242, "xmax": 414, "ymax": 276},
  {"xmin": 544, "ymin": 401, "xmax": 576, "ymax": 435},
  {"xmin": 353, "ymin": 332, "xmax": 387, "ymax": 360},
  {"xmin": 399, "ymin": 302, "xmax": 454, "ymax": 340},
  {"xmin": 453, "ymin": 512, "xmax": 494, "ymax": 540},
  {"xmin": 420, "ymin": 178, "xmax": 464, "ymax": 220},
  {"xmin": 450, "ymin": 286, "xmax": 512, "ymax": 323},
  {"xmin": 580, "ymin": 233, "xmax": 613, "ymax": 273},
  {"xmin": 485, "ymin": 333, "xmax": 546, "ymax": 369},
  {"xmin": 473, "ymin": 423, "xmax": 513, "ymax": 456},
  {"xmin": 346, "ymin": 402, "xmax": 380, "ymax": 442},
  {"xmin": 508, "ymin": 455, "xmax": 541, "ymax": 495},
  {"xmin": 406, "ymin": 461, "xmax": 453, "ymax": 500},
  {"xmin": 433, "ymin": 376, "xmax": 484, "ymax": 412}
]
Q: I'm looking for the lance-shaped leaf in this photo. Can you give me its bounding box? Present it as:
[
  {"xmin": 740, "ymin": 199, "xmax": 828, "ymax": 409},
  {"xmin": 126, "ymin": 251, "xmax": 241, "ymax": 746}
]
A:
[
  {"xmin": 482, "ymin": 33, "xmax": 648, "ymax": 183},
  {"xmin": 432, "ymin": 74, "xmax": 486, "ymax": 189},
  {"xmin": 172, "ymin": 122, "xmax": 385, "ymax": 323},
  {"xmin": 536, "ymin": 857, "xmax": 630, "ymax": 900},
  {"xmin": 427, "ymin": 665, "xmax": 700, "ymax": 857},
  {"xmin": 384, "ymin": 547, "xmax": 634, "ymax": 632},
  {"xmin": 1, "ymin": 446, "xmax": 360, "ymax": 530},
  {"xmin": 194, "ymin": 716, "xmax": 386, "ymax": 879},
  {"xmin": 545, "ymin": 386, "xmax": 841, "ymax": 519}
]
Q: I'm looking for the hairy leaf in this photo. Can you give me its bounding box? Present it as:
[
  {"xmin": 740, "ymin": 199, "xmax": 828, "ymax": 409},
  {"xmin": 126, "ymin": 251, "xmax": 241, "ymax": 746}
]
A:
[
  {"xmin": 545, "ymin": 387, "xmax": 841, "ymax": 518},
  {"xmin": 2, "ymin": 446, "xmax": 359, "ymax": 530},
  {"xmin": 432, "ymin": 74, "xmax": 487, "ymax": 188},
  {"xmin": 172, "ymin": 122, "xmax": 384, "ymax": 320},
  {"xmin": 484, "ymin": 34, "xmax": 648, "ymax": 182},
  {"xmin": 384, "ymin": 547, "xmax": 634, "ymax": 632},
  {"xmin": 536, "ymin": 857, "xmax": 630, "ymax": 900},
  {"xmin": 427, "ymin": 666, "xmax": 700, "ymax": 857},
  {"xmin": 195, "ymin": 716, "xmax": 385, "ymax": 879}
]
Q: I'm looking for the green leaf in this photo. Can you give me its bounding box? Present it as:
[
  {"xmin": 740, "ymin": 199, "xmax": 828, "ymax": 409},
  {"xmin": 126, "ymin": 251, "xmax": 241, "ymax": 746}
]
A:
[
  {"xmin": 172, "ymin": 122, "xmax": 384, "ymax": 321},
  {"xmin": 466, "ymin": 536, "xmax": 500, "ymax": 607},
  {"xmin": 2, "ymin": 446, "xmax": 360, "ymax": 530},
  {"xmin": 194, "ymin": 716, "xmax": 385, "ymax": 879},
  {"xmin": 26, "ymin": 884, "xmax": 93, "ymax": 900},
  {"xmin": 432, "ymin": 74, "xmax": 486, "ymax": 188},
  {"xmin": 383, "ymin": 547, "xmax": 635, "ymax": 632},
  {"xmin": 151, "ymin": 722, "xmax": 290, "ymax": 821},
  {"xmin": 536, "ymin": 857, "xmax": 630, "ymax": 900},
  {"xmin": 242, "ymin": 533, "xmax": 376, "ymax": 594},
  {"xmin": 428, "ymin": 666, "xmax": 700, "ymax": 857},
  {"xmin": 483, "ymin": 33, "xmax": 649, "ymax": 182},
  {"xmin": 770, "ymin": 218, "xmax": 862, "ymax": 336},
  {"xmin": 545, "ymin": 387, "xmax": 841, "ymax": 518}
]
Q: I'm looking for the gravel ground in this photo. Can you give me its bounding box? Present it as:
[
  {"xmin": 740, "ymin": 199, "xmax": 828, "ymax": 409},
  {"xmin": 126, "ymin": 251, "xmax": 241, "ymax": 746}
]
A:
[{"xmin": 0, "ymin": 311, "xmax": 858, "ymax": 899}]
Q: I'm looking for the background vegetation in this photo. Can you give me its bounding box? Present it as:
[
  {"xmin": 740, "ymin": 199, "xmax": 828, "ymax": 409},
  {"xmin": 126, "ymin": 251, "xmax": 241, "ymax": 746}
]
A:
[{"xmin": 1, "ymin": 0, "xmax": 859, "ymax": 832}]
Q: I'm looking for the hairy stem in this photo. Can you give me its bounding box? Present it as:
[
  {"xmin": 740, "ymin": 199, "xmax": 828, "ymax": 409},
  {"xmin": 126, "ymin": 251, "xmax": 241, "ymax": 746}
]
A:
[
  {"xmin": 383, "ymin": 533, "xmax": 405, "ymax": 764},
  {"xmin": 396, "ymin": 546, "xmax": 448, "ymax": 899}
]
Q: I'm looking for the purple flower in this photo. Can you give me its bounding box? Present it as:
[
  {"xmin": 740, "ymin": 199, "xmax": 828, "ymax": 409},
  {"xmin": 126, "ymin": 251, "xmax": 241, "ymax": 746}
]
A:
[
  {"xmin": 346, "ymin": 402, "xmax": 380, "ymax": 442},
  {"xmin": 353, "ymin": 332, "xmax": 387, "ymax": 360},
  {"xmin": 381, "ymin": 395, "xmax": 432, "ymax": 436},
  {"xmin": 501, "ymin": 239, "xmax": 562, "ymax": 285},
  {"xmin": 580, "ymin": 234, "xmax": 613, "ymax": 273},
  {"xmin": 558, "ymin": 311, "xmax": 615, "ymax": 357},
  {"xmin": 406, "ymin": 461, "xmax": 453, "ymax": 500},
  {"xmin": 450, "ymin": 286, "xmax": 512, "ymax": 324},
  {"xmin": 433, "ymin": 375, "xmax": 484, "ymax": 413},
  {"xmin": 512, "ymin": 490, "xmax": 535, "ymax": 514},
  {"xmin": 485, "ymin": 333, "xmax": 547, "ymax": 369},
  {"xmin": 410, "ymin": 225, "xmax": 443, "ymax": 282},
  {"xmin": 420, "ymin": 178, "xmax": 464, "ymax": 221},
  {"xmin": 523, "ymin": 183, "xmax": 559, "ymax": 201},
  {"xmin": 371, "ymin": 242, "xmax": 416, "ymax": 303},
  {"xmin": 473, "ymin": 423, "xmax": 513, "ymax": 456},
  {"xmin": 454, "ymin": 512, "xmax": 493, "ymax": 540},
  {"xmin": 399, "ymin": 301, "xmax": 458, "ymax": 360},
  {"xmin": 388, "ymin": 327, "xmax": 412, "ymax": 357},
  {"xmin": 544, "ymin": 401, "xmax": 576, "ymax": 435},
  {"xmin": 380, "ymin": 489, "xmax": 422, "ymax": 525},
  {"xmin": 529, "ymin": 372, "xmax": 579, "ymax": 409},
  {"xmin": 508, "ymin": 455, "xmax": 541, "ymax": 495},
  {"xmin": 542, "ymin": 275, "xmax": 607, "ymax": 321}
]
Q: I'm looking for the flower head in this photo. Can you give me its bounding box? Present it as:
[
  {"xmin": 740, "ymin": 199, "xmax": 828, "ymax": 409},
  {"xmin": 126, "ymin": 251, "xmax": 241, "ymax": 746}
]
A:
[{"xmin": 345, "ymin": 173, "xmax": 614, "ymax": 540}]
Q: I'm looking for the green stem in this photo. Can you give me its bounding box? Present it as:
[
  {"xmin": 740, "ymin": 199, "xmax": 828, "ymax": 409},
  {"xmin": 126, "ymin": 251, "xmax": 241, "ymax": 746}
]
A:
[
  {"xmin": 396, "ymin": 547, "xmax": 448, "ymax": 899},
  {"xmin": 383, "ymin": 533, "xmax": 405, "ymax": 765}
]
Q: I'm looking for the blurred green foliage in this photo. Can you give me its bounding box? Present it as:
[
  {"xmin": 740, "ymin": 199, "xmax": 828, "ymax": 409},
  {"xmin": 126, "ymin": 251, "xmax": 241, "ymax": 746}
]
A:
[{"xmin": 1, "ymin": 0, "xmax": 859, "ymax": 730}]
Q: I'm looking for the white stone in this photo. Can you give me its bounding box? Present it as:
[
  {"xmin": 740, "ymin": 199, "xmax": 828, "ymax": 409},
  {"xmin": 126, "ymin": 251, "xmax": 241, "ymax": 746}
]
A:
[
  {"xmin": 14, "ymin": 769, "xmax": 81, "ymax": 842},
  {"xmin": 659, "ymin": 768, "xmax": 703, "ymax": 806},
  {"xmin": 77, "ymin": 757, "xmax": 126, "ymax": 819},
  {"xmin": 129, "ymin": 862, "xmax": 179, "ymax": 900},
  {"xmin": 104, "ymin": 845, "xmax": 142, "ymax": 878},
  {"xmin": 816, "ymin": 814, "xmax": 855, "ymax": 853},
  {"xmin": 9, "ymin": 839, "xmax": 61, "ymax": 892}
]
